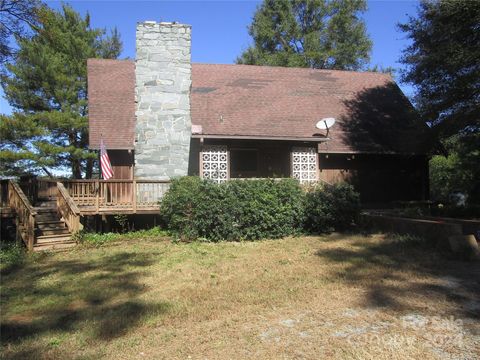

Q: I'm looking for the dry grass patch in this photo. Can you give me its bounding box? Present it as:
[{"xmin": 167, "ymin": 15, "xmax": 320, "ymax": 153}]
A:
[{"xmin": 1, "ymin": 234, "xmax": 479, "ymax": 359}]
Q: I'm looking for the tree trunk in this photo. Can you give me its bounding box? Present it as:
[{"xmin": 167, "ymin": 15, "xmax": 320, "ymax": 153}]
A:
[
  {"xmin": 41, "ymin": 166, "xmax": 54, "ymax": 178},
  {"xmin": 85, "ymin": 158, "xmax": 93, "ymax": 179},
  {"xmin": 71, "ymin": 159, "xmax": 82, "ymax": 179}
]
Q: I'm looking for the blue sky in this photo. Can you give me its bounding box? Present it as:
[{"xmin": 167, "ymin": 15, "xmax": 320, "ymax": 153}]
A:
[{"xmin": 0, "ymin": 0, "xmax": 419, "ymax": 115}]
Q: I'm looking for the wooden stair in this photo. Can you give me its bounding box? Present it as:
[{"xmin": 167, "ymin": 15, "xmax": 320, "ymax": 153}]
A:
[{"xmin": 33, "ymin": 200, "xmax": 76, "ymax": 251}]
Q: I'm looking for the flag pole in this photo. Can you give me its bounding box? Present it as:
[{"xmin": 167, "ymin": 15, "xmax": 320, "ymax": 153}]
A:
[{"xmin": 99, "ymin": 133, "xmax": 103, "ymax": 180}]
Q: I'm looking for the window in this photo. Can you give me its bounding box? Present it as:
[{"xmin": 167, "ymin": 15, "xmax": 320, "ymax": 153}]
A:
[
  {"xmin": 230, "ymin": 149, "xmax": 258, "ymax": 176},
  {"xmin": 201, "ymin": 145, "xmax": 228, "ymax": 183},
  {"xmin": 291, "ymin": 147, "xmax": 318, "ymax": 183}
]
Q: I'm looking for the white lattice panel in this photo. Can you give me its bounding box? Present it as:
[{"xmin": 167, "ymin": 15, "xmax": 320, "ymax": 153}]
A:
[
  {"xmin": 292, "ymin": 147, "xmax": 318, "ymax": 183},
  {"xmin": 201, "ymin": 145, "xmax": 228, "ymax": 183}
]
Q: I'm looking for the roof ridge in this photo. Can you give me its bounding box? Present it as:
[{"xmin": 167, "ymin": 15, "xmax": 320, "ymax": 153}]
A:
[
  {"xmin": 191, "ymin": 63, "xmax": 392, "ymax": 77},
  {"xmin": 87, "ymin": 58, "xmax": 391, "ymax": 78},
  {"xmin": 87, "ymin": 58, "xmax": 133, "ymax": 63}
]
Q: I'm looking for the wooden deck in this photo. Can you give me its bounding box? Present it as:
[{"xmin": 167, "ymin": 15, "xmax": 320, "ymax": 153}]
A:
[
  {"xmin": 34, "ymin": 179, "xmax": 170, "ymax": 215},
  {"xmin": 1, "ymin": 178, "xmax": 170, "ymax": 251}
]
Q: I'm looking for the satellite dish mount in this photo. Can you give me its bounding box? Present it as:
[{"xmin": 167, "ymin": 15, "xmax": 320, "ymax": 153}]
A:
[{"xmin": 316, "ymin": 117, "xmax": 336, "ymax": 137}]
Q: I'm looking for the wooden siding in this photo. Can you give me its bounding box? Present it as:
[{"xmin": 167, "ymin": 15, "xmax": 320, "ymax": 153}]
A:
[
  {"xmin": 318, "ymin": 153, "xmax": 429, "ymax": 203},
  {"xmin": 108, "ymin": 150, "xmax": 134, "ymax": 180}
]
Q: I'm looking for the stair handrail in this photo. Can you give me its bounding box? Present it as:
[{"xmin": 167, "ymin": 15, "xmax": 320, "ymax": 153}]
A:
[
  {"xmin": 57, "ymin": 182, "xmax": 83, "ymax": 234},
  {"xmin": 8, "ymin": 180, "xmax": 37, "ymax": 250}
]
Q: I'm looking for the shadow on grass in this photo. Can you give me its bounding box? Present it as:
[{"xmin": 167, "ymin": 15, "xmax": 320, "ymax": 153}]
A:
[
  {"xmin": 1, "ymin": 249, "xmax": 171, "ymax": 358},
  {"xmin": 315, "ymin": 234, "xmax": 480, "ymax": 318}
]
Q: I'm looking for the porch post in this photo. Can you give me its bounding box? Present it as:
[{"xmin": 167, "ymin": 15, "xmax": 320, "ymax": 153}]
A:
[
  {"xmin": 95, "ymin": 180, "xmax": 99, "ymax": 213},
  {"xmin": 132, "ymin": 179, "xmax": 137, "ymax": 213}
]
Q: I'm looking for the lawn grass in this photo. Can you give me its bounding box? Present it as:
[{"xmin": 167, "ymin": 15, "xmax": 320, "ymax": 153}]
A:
[{"xmin": 1, "ymin": 233, "xmax": 479, "ymax": 359}]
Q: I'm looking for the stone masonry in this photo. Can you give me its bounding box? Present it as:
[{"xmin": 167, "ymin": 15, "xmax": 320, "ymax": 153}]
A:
[{"xmin": 134, "ymin": 21, "xmax": 192, "ymax": 179}]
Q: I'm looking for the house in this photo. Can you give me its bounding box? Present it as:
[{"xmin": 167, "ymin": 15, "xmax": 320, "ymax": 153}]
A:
[
  {"xmin": 88, "ymin": 21, "xmax": 430, "ymax": 203},
  {"xmin": 2, "ymin": 20, "xmax": 432, "ymax": 250}
]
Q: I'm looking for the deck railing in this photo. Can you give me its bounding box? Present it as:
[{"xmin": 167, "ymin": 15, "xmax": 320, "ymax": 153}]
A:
[
  {"xmin": 19, "ymin": 178, "xmax": 59, "ymax": 203},
  {"xmin": 63, "ymin": 180, "xmax": 170, "ymax": 213},
  {"xmin": 38, "ymin": 180, "xmax": 59, "ymax": 200},
  {"xmin": 8, "ymin": 181, "xmax": 36, "ymax": 250},
  {"xmin": 57, "ymin": 182, "xmax": 83, "ymax": 233}
]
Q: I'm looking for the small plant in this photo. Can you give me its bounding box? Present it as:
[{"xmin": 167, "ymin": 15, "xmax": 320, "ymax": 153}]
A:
[
  {"xmin": 71, "ymin": 229, "xmax": 87, "ymax": 242},
  {"xmin": 114, "ymin": 214, "xmax": 130, "ymax": 233}
]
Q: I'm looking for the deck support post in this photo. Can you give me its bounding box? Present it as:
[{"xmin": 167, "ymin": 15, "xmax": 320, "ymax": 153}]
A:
[
  {"xmin": 95, "ymin": 180, "xmax": 99, "ymax": 213},
  {"xmin": 132, "ymin": 179, "xmax": 137, "ymax": 214},
  {"xmin": 27, "ymin": 214, "xmax": 35, "ymax": 251},
  {"xmin": 15, "ymin": 216, "xmax": 21, "ymax": 243}
]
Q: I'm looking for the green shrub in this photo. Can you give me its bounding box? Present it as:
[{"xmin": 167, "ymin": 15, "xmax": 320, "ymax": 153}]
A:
[
  {"xmin": 159, "ymin": 176, "xmax": 212, "ymax": 240},
  {"xmin": 225, "ymin": 178, "xmax": 306, "ymax": 240},
  {"xmin": 160, "ymin": 177, "xmax": 306, "ymax": 241},
  {"xmin": 305, "ymin": 183, "xmax": 360, "ymax": 233}
]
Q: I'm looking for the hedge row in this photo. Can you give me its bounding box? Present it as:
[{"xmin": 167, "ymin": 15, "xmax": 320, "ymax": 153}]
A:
[{"xmin": 160, "ymin": 177, "xmax": 360, "ymax": 241}]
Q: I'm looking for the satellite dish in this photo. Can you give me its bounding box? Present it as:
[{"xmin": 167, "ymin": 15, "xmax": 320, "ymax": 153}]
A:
[{"xmin": 316, "ymin": 117, "xmax": 336, "ymax": 130}]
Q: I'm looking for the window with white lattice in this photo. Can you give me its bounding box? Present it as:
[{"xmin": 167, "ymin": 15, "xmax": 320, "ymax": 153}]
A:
[
  {"xmin": 201, "ymin": 145, "xmax": 228, "ymax": 183},
  {"xmin": 291, "ymin": 147, "xmax": 318, "ymax": 183}
]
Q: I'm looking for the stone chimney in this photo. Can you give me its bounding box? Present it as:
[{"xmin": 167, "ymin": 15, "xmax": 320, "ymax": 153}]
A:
[{"xmin": 134, "ymin": 21, "xmax": 192, "ymax": 179}]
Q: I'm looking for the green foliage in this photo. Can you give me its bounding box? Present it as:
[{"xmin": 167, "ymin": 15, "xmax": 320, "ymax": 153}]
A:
[
  {"xmin": 162, "ymin": 177, "xmax": 361, "ymax": 240},
  {"xmin": 1, "ymin": 4, "xmax": 122, "ymax": 178},
  {"xmin": 365, "ymin": 64, "xmax": 396, "ymax": 77},
  {"xmin": 237, "ymin": 0, "xmax": 372, "ymax": 70},
  {"xmin": 399, "ymin": 0, "xmax": 479, "ymax": 141},
  {"xmin": 400, "ymin": 1, "xmax": 480, "ymax": 205},
  {"xmin": 430, "ymin": 155, "xmax": 463, "ymax": 202},
  {"xmin": 305, "ymin": 182, "xmax": 360, "ymax": 232},
  {"xmin": 77, "ymin": 227, "xmax": 169, "ymax": 246},
  {"xmin": 114, "ymin": 214, "xmax": 129, "ymax": 233},
  {"xmin": 429, "ymin": 133, "xmax": 480, "ymax": 203},
  {"xmin": 0, "ymin": 0, "xmax": 43, "ymax": 64},
  {"xmin": 161, "ymin": 177, "xmax": 306, "ymax": 241},
  {"xmin": 0, "ymin": 242, "xmax": 26, "ymax": 272}
]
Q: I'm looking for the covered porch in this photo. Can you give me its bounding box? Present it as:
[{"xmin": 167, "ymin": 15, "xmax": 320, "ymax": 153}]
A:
[{"xmin": 191, "ymin": 138, "xmax": 325, "ymax": 184}]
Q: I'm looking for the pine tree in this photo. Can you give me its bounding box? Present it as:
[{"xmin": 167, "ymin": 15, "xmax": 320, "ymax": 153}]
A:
[
  {"xmin": 400, "ymin": 0, "xmax": 479, "ymax": 139},
  {"xmin": 0, "ymin": 0, "xmax": 43, "ymax": 65},
  {"xmin": 399, "ymin": 0, "xmax": 480, "ymax": 202},
  {"xmin": 1, "ymin": 4, "xmax": 122, "ymax": 178},
  {"xmin": 236, "ymin": 0, "xmax": 372, "ymax": 70}
]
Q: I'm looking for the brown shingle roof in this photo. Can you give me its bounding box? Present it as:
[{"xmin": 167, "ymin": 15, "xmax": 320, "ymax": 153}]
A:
[
  {"xmin": 88, "ymin": 61, "xmax": 427, "ymax": 153},
  {"xmin": 88, "ymin": 59, "xmax": 135, "ymax": 149}
]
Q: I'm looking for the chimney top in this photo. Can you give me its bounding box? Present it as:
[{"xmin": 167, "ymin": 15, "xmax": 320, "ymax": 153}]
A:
[{"xmin": 138, "ymin": 20, "xmax": 191, "ymax": 28}]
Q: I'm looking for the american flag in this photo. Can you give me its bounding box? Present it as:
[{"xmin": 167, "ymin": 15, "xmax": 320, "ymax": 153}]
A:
[{"xmin": 100, "ymin": 139, "xmax": 114, "ymax": 180}]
